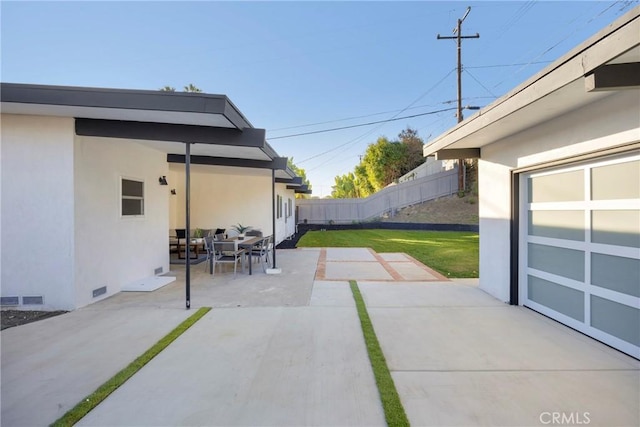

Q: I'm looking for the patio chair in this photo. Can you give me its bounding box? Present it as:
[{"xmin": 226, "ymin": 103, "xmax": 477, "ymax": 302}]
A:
[
  {"xmin": 247, "ymin": 235, "xmax": 272, "ymax": 273},
  {"xmin": 212, "ymin": 241, "xmax": 244, "ymax": 278},
  {"xmin": 203, "ymin": 236, "xmax": 214, "ymax": 273},
  {"xmin": 246, "ymin": 229, "xmax": 263, "ymax": 237}
]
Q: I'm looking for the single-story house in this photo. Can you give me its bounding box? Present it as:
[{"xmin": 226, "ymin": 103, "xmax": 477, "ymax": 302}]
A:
[
  {"xmin": 1, "ymin": 83, "xmax": 309, "ymax": 311},
  {"xmin": 424, "ymin": 7, "xmax": 640, "ymax": 358}
]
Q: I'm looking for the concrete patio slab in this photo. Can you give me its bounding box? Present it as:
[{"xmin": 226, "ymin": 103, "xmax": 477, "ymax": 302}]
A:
[
  {"xmin": 77, "ymin": 307, "xmax": 385, "ymax": 426},
  {"xmin": 370, "ymin": 304, "xmax": 639, "ymax": 371},
  {"xmin": 309, "ymin": 281, "xmax": 354, "ymax": 307},
  {"xmin": 324, "ymin": 261, "xmax": 394, "ymax": 281},
  {"xmin": 395, "ymin": 370, "xmax": 639, "ymax": 427},
  {"xmin": 378, "ymin": 253, "xmax": 410, "ymax": 262},
  {"xmin": 99, "ymin": 248, "xmax": 320, "ymax": 310},
  {"xmin": 363, "ymin": 282, "xmax": 640, "ymax": 426},
  {"xmin": 388, "ymin": 261, "xmax": 440, "ymax": 280},
  {"xmin": 325, "ymin": 247, "xmax": 377, "ymax": 262},
  {"xmin": 1, "ymin": 307, "xmax": 192, "ymax": 427},
  {"xmin": 359, "ymin": 281, "xmax": 502, "ymax": 308}
]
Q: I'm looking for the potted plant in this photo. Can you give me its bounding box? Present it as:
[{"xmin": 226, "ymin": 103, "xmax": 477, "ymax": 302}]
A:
[
  {"xmin": 191, "ymin": 228, "xmax": 205, "ymax": 245},
  {"xmin": 231, "ymin": 223, "xmax": 252, "ymax": 240}
]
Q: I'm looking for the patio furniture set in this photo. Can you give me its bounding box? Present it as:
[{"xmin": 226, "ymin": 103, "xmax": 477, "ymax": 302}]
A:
[{"xmin": 170, "ymin": 229, "xmax": 272, "ymax": 277}]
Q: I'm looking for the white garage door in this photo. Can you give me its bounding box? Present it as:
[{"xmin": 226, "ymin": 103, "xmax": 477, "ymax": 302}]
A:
[{"xmin": 520, "ymin": 153, "xmax": 640, "ymax": 358}]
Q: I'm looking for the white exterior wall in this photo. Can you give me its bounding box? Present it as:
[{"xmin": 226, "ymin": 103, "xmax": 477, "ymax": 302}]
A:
[
  {"xmin": 168, "ymin": 165, "xmax": 295, "ymax": 244},
  {"xmin": 479, "ymin": 90, "xmax": 640, "ymax": 302},
  {"xmin": 1, "ymin": 115, "xmax": 76, "ymax": 310},
  {"xmin": 73, "ymin": 136, "xmax": 170, "ymax": 308},
  {"xmin": 275, "ymin": 183, "xmax": 296, "ymax": 244}
]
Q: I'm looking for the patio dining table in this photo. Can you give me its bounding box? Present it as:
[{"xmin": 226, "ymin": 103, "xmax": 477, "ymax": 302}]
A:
[{"xmin": 225, "ymin": 236, "xmax": 264, "ymax": 275}]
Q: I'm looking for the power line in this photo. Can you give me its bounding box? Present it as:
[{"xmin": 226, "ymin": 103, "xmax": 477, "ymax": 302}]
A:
[
  {"xmin": 294, "ymin": 67, "xmax": 457, "ymax": 165},
  {"xmin": 463, "ymin": 68, "xmax": 498, "ymax": 99},
  {"xmin": 466, "ymin": 61, "xmax": 552, "ymax": 69},
  {"xmin": 269, "ymin": 107, "xmax": 457, "ymax": 140},
  {"xmin": 269, "ymin": 101, "xmax": 455, "ymax": 132}
]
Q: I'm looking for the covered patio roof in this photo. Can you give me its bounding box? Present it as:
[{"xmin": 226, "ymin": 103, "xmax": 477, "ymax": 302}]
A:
[
  {"xmin": 0, "ymin": 82, "xmax": 298, "ymax": 181},
  {"xmin": 424, "ymin": 7, "xmax": 640, "ymax": 160}
]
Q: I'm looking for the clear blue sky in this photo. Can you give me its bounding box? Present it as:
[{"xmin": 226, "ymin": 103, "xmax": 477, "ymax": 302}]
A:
[{"xmin": 2, "ymin": 1, "xmax": 637, "ymax": 197}]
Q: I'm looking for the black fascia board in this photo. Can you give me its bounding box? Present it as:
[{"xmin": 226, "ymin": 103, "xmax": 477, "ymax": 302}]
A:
[
  {"xmin": 276, "ymin": 177, "xmax": 303, "ymax": 185},
  {"xmin": 168, "ymin": 154, "xmax": 286, "ymax": 170},
  {"xmin": 1, "ymin": 82, "xmax": 252, "ymax": 129},
  {"xmin": 263, "ymin": 140, "xmax": 281, "ymax": 160},
  {"xmin": 76, "ymin": 118, "xmax": 265, "ymax": 148},
  {"xmin": 293, "ymin": 185, "xmax": 312, "ymax": 194}
]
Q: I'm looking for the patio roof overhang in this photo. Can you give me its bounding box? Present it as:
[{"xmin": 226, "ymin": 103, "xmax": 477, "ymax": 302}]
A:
[
  {"xmin": 276, "ymin": 176, "xmax": 312, "ymax": 194},
  {"xmin": 423, "ymin": 7, "xmax": 640, "ymax": 160},
  {"xmin": 0, "ymin": 83, "xmax": 293, "ymax": 175}
]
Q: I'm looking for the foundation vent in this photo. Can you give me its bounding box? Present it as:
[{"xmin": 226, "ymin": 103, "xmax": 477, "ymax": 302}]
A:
[
  {"xmin": 154, "ymin": 266, "xmax": 163, "ymax": 275},
  {"xmin": 0, "ymin": 296, "xmax": 20, "ymax": 306},
  {"xmin": 22, "ymin": 296, "xmax": 44, "ymax": 305},
  {"xmin": 92, "ymin": 286, "xmax": 107, "ymax": 298}
]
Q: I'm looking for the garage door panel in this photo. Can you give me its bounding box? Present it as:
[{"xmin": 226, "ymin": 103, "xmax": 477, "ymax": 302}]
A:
[
  {"xmin": 528, "ymin": 243, "xmax": 585, "ymax": 282},
  {"xmin": 591, "ymin": 210, "xmax": 640, "ymax": 248},
  {"xmin": 528, "ymin": 210, "xmax": 584, "ymax": 241},
  {"xmin": 591, "ymin": 160, "xmax": 640, "ymax": 200},
  {"xmin": 528, "ymin": 275, "xmax": 585, "ymax": 322},
  {"xmin": 591, "ymin": 253, "xmax": 640, "ymax": 298},
  {"xmin": 591, "ymin": 296, "xmax": 640, "ymax": 347},
  {"xmin": 529, "ymin": 170, "xmax": 584, "ymax": 202}
]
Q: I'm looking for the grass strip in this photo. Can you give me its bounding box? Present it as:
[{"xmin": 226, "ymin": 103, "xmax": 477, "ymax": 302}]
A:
[
  {"xmin": 51, "ymin": 307, "xmax": 212, "ymax": 427},
  {"xmin": 349, "ymin": 280, "xmax": 410, "ymax": 427}
]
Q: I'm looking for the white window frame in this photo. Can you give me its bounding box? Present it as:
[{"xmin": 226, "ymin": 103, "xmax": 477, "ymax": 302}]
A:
[{"xmin": 120, "ymin": 176, "xmax": 145, "ymax": 218}]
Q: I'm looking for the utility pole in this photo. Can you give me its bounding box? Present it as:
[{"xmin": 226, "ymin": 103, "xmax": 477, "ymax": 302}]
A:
[{"xmin": 437, "ymin": 6, "xmax": 479, "ymax": 191}]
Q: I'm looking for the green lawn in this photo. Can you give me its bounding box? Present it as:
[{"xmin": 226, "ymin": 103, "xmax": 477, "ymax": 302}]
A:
[{"xmin": 297, "ymin": 229, "xmax": 478, "ymax": 278}]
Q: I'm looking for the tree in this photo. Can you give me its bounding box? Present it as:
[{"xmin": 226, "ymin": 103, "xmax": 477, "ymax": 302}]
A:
[
  {"xmin": 331, "ymin": 172, "xmax": 359, "ymax": 198},
  {"xmin": 287, "ymin": 158, "xmax": 312, "ymax": 199},
  {"xmin": 354, "ymin": 164, "xmax": 375, "ymax": 197},
  {"xmin": 159, "ymin": 84, "xmax": 202, "ymax": 92},
  {"xmin": 183, "ymin": 83, "xmax": 202, "ymax": 93},
  {"xmin": 398, "ymin": 127, "xmax": 425, "ymax": 174},
  {"xmin": 361, "ymin": 136, "xmax": 406, "ymax": 191}
]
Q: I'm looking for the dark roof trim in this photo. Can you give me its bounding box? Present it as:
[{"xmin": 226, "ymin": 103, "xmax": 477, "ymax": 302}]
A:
[
  {"xmin": 292, "ymin": 185, "xmax": 312, "ymax": 194},
  {"xmin": 76, "ymin": 118, "xmax": 265, "ymax": 147},
  {"xmin": 276, "ymin": 177, "xmax": 303, "ymax": 185},
  {"xmin": 0, "ymin": 82, "xmax": 252, "ymax": 129},
  {"xmin": 585, "ymin": 62, "xmax": 640, "ymax": 92},
  {"xmin": 168, "ymin": 154, "xmax": 288, "ymax": 170}
]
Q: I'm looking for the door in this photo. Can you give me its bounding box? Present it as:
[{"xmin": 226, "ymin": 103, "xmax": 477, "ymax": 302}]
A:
[{"xmin": 519, "ymin": 153, "xmax": 640, "ymax": 358}]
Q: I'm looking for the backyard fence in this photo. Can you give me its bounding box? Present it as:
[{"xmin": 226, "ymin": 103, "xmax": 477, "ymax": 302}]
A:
[{"xmin": 297, "ymin": 168, "xmax": 458, "ymax": 224}]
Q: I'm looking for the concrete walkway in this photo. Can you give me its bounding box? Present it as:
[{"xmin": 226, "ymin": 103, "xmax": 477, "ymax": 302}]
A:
[{"xmin": 2, "ymin": 248, "xmax": 639, "ymax": 426}]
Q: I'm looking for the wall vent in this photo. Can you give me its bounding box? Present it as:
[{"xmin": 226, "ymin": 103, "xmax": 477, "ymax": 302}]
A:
[
  {"xmin": 22, "ymin": 296, "xmax": 44, "ymax": 305},
  {"xmin": 154, "ymin": 266, "xmax": 163, "ymax": 275},
  {"xmin": 92, "ymin": 286, "xmax": 107, "ymax": 298},
  {"xmin": 0, "ymin": 296, "xmax": 20, "ymax": 306}
]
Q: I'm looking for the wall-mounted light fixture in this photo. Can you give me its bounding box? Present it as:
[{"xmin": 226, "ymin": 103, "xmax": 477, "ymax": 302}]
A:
[
  {"xmin": 159, "ymin": 176, "xmax": 168, "ymax": 185},
  {"xmin": 171, "ymin": 189, "xmax": 177, "ymax": 195}
]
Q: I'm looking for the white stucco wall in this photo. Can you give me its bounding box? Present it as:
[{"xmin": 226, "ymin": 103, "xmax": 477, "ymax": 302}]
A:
[
  {"xmin": 1, "ymin": 114, "xmax": 76, "ymax": 310},
  {"xmin": 168, "ymin": 165, "xmax": 297, "ymax": 244},
  {"xmin": 73, "ymin": 135, "xmax": 170, "ymax": 308},
  {"xmin": 275, "ymin": 183, "xmax": 297, "ymax": 244},
  {"xmin": 478, "ymin": 90, "xmax": 640, "ymax": 302}
]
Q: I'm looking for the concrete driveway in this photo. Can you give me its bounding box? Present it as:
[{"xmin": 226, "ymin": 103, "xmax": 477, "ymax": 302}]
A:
[{"xmin": 2, "ymin": 248, "xmax": 638, "ymax": 426}]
